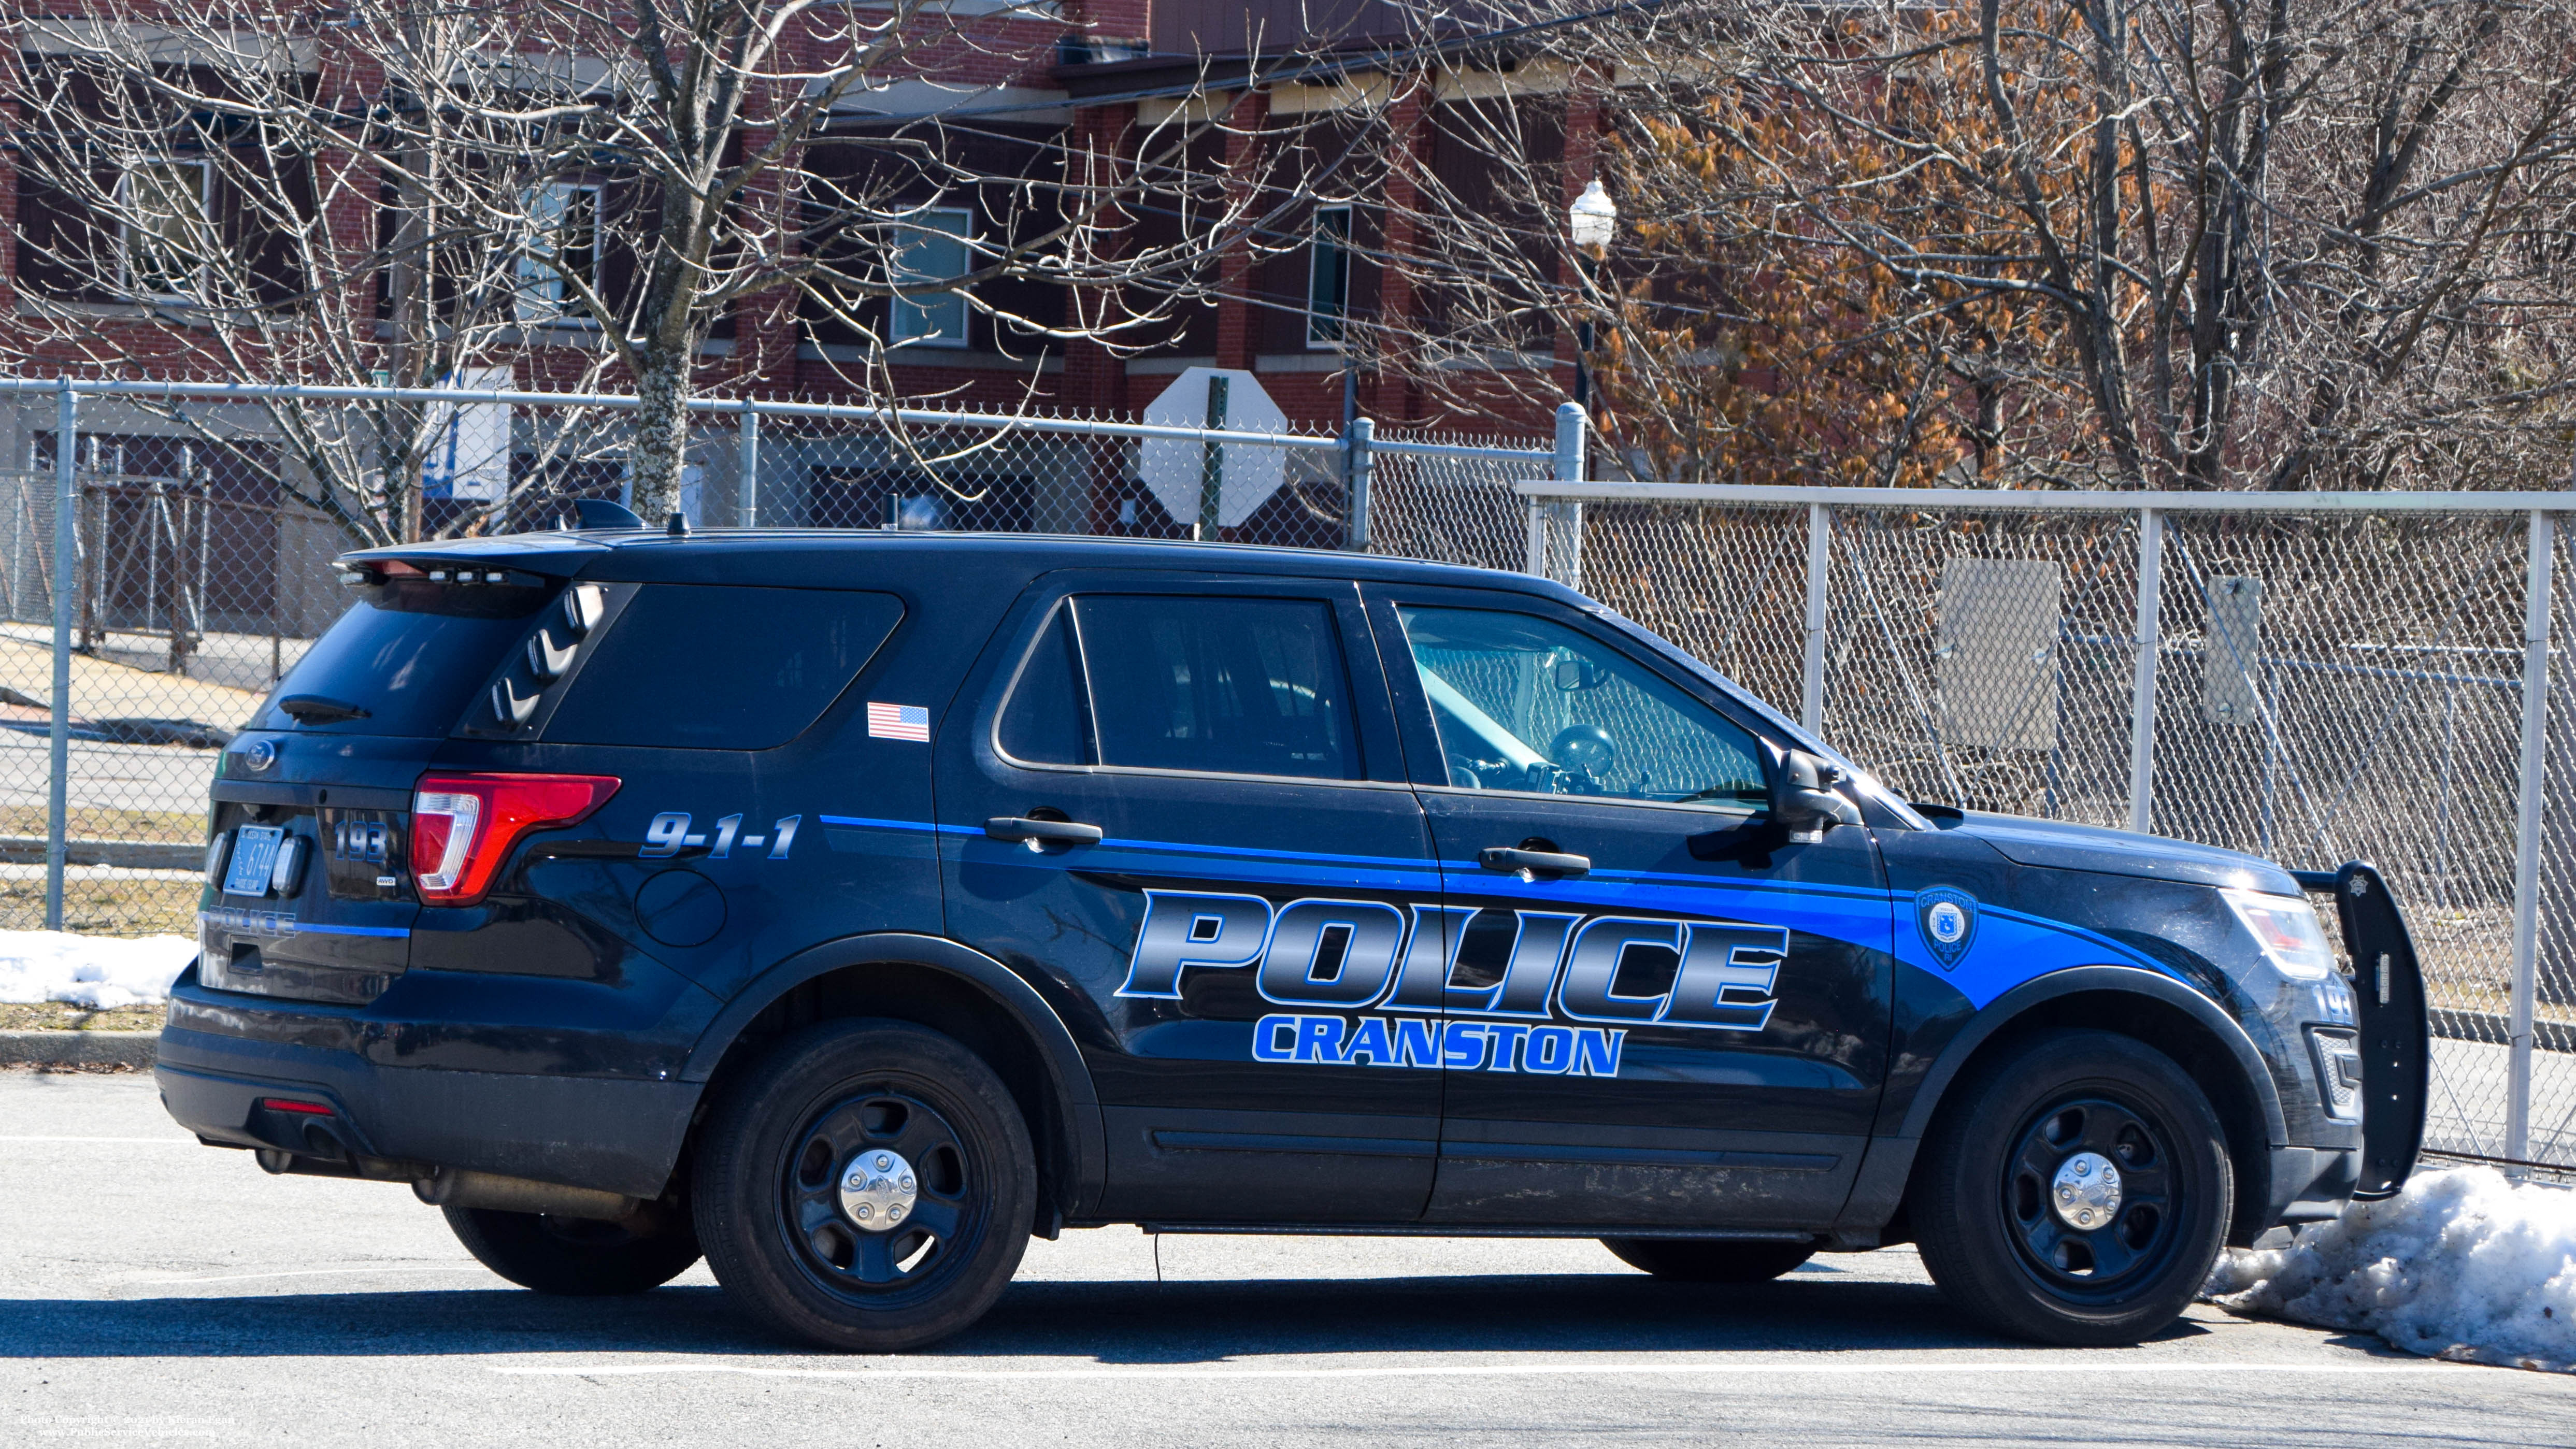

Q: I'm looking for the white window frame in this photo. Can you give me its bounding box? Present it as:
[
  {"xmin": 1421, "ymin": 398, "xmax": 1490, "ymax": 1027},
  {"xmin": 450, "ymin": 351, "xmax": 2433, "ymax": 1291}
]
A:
[
  {"xmin": 515, "ymin": 181, "xmax": 603, "ymax": 323},
  {"xmin": 889, "ymin": 207, "xmax": 973, "ymax": 348},
  {"xmin": 118, "ymin": 157, "xmax": 212, "ymax": 302},
  {"xmin": 1305, "ymin": 204, "xmax": 1353, "ymax": 349}
]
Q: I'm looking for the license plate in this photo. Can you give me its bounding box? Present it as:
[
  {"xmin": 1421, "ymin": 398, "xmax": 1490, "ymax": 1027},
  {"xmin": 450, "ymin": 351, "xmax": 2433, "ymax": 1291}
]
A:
[{"xmin": 223, "ymin": 826, "xmax": 283, "ymax": 897}]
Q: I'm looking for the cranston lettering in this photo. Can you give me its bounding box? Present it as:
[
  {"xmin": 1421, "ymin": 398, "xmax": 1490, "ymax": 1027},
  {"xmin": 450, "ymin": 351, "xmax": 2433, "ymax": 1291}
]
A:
[
  {"xmin": 1251, "ymin": 1013, "xmax": 1626, "ymax": 1076},
  {"xmin": 1120, "ymin": 888, "xmax": 1784, "ymax": 1033}
]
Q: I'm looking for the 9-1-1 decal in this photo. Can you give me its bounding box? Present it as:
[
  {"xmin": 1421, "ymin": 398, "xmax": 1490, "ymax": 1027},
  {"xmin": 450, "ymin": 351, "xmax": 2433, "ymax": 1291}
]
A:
[{"xmin": 639, "ymin": 812, "xmax": 801, "ymax": 860}]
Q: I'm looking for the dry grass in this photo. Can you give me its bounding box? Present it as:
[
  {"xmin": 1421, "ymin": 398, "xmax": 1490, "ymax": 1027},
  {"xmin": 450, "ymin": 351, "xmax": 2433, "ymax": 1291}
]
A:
[
  {"xmin": 0, "ymin": 876, "xmax": 199, "ymax": 936},
  {"xmin": 0, "ymin": 1001, "xmax": 164, "ymax": 1030}
]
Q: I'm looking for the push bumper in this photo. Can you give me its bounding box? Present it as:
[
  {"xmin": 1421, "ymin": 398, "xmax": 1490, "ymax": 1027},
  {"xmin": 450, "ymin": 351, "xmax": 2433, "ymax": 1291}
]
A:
[{"xmin": 2291, "ymin": 862, "xmax": 2430, "ymax": 1201}]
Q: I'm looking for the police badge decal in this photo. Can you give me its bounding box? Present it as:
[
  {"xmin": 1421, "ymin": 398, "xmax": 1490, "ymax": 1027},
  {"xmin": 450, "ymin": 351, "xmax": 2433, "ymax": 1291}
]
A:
[{"xmin": 1914, "ymin": 886, "xmax": 1979, "ymax": 970}]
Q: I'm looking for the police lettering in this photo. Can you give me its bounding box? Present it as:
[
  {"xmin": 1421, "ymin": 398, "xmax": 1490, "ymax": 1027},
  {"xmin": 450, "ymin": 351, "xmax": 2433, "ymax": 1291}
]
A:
[{"xmin": 1122, "ymin": 890, "xmax": 1785, "ymax": 1051}]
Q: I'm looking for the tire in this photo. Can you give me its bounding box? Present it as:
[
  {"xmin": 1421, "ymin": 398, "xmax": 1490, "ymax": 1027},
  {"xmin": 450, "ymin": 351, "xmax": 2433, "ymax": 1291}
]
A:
[
  {"xmin": 1913, "ymin": 1030, "xmax": 2234, "ymax": 1346},
  {"xmin": 443, "ymin": 1206, "xmax": 702, "ymax": 1296},
  {"xmin": 1601, "ymin": 1238, "xmax": 1818, "ymax": 1283},
  {"xmin": 693, "ymin": 1018, "xmax": 1036, "ymax": 1352}
]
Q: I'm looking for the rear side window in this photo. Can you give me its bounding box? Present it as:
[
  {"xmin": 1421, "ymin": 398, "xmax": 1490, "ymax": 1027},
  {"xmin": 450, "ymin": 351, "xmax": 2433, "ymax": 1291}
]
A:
[
  {"xmin": 996, "ymin": 594, "xmax": 1356, "ymax": 780},
  {"xmin": 995, "ymin": 604, "xmax": 1093, "ymax": 766},
  {"xmin": 256, "ymin": 584, "xmax": 545, "ymax": 737},
  {"xmin": 545, "ymin": 585, "xmax": 901, "ymax": 750}
]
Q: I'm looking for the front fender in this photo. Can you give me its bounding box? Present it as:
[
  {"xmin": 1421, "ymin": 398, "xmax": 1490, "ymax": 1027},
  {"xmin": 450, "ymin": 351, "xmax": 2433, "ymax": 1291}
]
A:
[
  {"xmin": 1835, "ymin": 965, "xmax": 2289, "ymax": 1239},
  {"xmin": 1896, "ymin": 965, "xmax": 2288, "ymax": 1145},
  {"xmin": 682, "ymin": 931, "xmax": 1107, "ymax": 1221}
]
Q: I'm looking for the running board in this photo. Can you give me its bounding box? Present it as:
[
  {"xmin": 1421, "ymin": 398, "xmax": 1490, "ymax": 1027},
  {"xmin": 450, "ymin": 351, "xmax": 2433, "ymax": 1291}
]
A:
[{"xmin": 1136, "ymin": 1222, "xmax": 1816, "ymax": 1242}]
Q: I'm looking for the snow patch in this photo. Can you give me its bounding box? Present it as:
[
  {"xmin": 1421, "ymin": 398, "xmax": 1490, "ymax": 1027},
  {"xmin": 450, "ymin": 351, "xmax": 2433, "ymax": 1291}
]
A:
[
  {"xmin": 0, "ymin": 929, "xmax": 196, "ymax": 1010},
  {"xmin": 2205, "ymin": 1166, "xmax": 2576, "ymax": 1373}
]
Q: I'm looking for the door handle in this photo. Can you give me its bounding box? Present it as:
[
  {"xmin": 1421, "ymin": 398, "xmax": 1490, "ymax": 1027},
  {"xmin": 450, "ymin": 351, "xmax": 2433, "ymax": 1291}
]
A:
[
  {"xmin": 1478, "ymin": 845, "xmax": 1590, "ymax": 878},
  {"xmin": 985, "ymin": 816, "xmax": 1105, "ymax": 847}
]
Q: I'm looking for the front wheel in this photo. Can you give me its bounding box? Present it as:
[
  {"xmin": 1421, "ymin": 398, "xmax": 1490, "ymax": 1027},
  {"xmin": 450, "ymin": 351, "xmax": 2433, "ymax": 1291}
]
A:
[
  {"xmin": 443, "ymin": 1206, "xmax": 702, "ymax": 1295},
  {"xmin": 693, "ymin": 1019, "xmax": 1036, "ymax": 1352},
  {"xmin": 1601, "ymin": 1238, "xmax": 1817, "ymax": 1283},
  {"xmin": 1913, "ymin": 1030, "xmax": 2233, "ymax": 1346}
]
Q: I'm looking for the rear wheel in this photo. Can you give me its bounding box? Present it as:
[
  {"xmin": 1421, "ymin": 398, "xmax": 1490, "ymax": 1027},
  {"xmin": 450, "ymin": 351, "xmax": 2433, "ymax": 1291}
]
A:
[
  {"xmin": 1913, "ymin": 1030, "xmax": 2233, "ymax": 1346},
  {"xmin": 693, "ymin": 1019, "xmax": 1035, "ymax": 1352},
  {"xmin": 1601, "ymin": 1238, "xmax": 1817, "ymax": 1283},
  {"xmin": 443, "ymin": 1206, "xmax": 702, "ymax": 1296}
]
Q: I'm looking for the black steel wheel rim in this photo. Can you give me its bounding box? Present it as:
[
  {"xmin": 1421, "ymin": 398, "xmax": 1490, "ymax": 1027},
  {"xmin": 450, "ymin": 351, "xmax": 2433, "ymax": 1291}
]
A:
[
  {"xmin": 2000, "ymin": 1092, "xmax": 2184, "ymax": 1302},
  {"xmin": 777, "ymin": 1085, "xmax": 984, "ymax": 1303}
]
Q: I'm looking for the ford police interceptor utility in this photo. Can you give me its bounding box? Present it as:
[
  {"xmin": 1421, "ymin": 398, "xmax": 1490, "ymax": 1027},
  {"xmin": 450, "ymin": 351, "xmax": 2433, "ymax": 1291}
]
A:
[{"xmin": 159, "ymin": 519, "xmax": 2429, "ymax": 1352}]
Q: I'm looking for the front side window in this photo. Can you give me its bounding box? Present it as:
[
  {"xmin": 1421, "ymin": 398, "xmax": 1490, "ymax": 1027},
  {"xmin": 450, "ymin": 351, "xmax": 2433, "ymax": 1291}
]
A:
[
  {"xmin": 1306, "ymin": 205, "xmax": 1352, "ymax": 347},
  {"xmin": 515, "ymin": 181, "xmax": 600, "ymax": 321},
  {"xmin": 998, "ymin": 594, "xmax": 1358, "ymax": 780},
  {"xmin": 120, "ymin": 158, "xmax": 210, "ymax": 300},
  {"xmin": 1397, "ymin": 606, "xmax": 1766, "ymax": 807},
  {"xmin": 889, "ymin": 207, "xmax": 972, "ymax": 347}
]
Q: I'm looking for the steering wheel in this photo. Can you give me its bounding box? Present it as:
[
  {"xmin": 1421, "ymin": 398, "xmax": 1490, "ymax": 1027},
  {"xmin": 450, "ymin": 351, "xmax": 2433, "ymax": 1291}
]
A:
[{"xmin": 1547, "ymin": 723, "xmax": 1616, "ymax": 794}]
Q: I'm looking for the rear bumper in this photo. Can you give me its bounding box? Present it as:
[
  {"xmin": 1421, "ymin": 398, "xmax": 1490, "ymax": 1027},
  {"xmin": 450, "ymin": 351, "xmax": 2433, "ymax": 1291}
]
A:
[{"xmin": 157, "ymin": 1023, "xmax": 700, "ymax": 1200}]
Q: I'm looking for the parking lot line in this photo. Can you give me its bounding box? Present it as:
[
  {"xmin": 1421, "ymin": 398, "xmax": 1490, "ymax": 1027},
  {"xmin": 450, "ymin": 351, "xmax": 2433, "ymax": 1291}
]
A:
[
  {"xmin": 121, "ymin": 1264, "xmax": 491, "ymax": 1286},
  {"xmin": 0, "ymin": 1136, "xmax": 199, "ymax": 1144},
  {"xmin": 491, "ymin": 1359, "xmax": 2484, "ymax": 1383}
]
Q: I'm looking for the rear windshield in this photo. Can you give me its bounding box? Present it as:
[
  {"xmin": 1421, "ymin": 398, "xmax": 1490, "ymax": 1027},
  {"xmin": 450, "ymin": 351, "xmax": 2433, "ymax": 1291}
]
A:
[
  {"xmin": 254, "ymin": 580, "xmax": 548, "ymax": 737},
  {"xmin": 543, "ymin": 584, "xmax": 902, "ymax": 750}
]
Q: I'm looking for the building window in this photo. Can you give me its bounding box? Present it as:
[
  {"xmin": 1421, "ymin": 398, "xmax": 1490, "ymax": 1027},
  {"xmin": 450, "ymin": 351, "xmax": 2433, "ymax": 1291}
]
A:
[
  {"xmin": 890, "ymin": 207, "xmax": 972, "ymax": 347},
  {"xmin": 119, "ymin": 159, "xmax": 210, "ymax": 300},
  {"xmin": 1306, "ymin": 205, "xmax": 1352, "ymax": 348},
  {"xmin": 516, "ymin": 182, "xmax": 600, "ymax": 321}
]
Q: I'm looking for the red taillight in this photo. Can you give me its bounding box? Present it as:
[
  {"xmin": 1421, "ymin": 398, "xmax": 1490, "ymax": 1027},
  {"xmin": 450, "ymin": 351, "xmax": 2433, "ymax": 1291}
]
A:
[
  {"xmin": 258, "ymin": 1098, "xmax": 333, "ymax": 1115},
  {"xmin": 410, "ymin": 772, "xmax": 620, "ymax": 907}
]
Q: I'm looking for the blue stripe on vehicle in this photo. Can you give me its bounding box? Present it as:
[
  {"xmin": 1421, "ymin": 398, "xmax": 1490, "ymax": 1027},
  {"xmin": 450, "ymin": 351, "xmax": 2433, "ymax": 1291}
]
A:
[
  {"xmin": 819, "ymin": 814, "xmax": 942, "ymax": 834},
  {"xmin": 871, "ymin": 814, "xmax": 2197, "ymax": 1007}
]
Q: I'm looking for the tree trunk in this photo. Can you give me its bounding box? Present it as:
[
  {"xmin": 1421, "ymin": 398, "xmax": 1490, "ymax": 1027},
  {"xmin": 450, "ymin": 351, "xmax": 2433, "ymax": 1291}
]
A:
[{"xmin": 627, "ymin": 351, "xmax": 690, "ymax": 523}]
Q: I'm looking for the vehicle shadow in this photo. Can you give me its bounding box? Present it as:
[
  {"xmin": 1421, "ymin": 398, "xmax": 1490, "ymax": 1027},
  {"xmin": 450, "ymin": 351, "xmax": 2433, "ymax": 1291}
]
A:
[{"xmin": 0, "ymin": 1270, "xmax": 2212, "ymax": 1363}]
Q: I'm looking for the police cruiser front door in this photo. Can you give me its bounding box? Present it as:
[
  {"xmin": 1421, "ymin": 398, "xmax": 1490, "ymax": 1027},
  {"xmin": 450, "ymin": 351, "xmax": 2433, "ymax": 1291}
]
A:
[{"xmin": 1367, "ymin": 590, "xmax": 1894, "ymax": 1229}]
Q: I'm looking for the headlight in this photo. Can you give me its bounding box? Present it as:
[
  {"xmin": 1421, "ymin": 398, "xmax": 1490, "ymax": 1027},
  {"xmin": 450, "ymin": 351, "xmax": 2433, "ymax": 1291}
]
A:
[{"xmin": 2222, "ymin": 889, "xmax": 2338, "ymax": 980}]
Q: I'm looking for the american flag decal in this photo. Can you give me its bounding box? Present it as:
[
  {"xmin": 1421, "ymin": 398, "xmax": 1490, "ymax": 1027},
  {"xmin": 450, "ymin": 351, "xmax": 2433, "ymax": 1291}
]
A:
[{"xmin": 867, "ymin": 701, "xmax": 931, "ymax": 742}]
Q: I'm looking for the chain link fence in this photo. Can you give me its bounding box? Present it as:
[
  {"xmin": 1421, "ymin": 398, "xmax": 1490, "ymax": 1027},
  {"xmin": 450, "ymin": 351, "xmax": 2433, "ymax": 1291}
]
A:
[
  {"xmin": 0, "ymin": 378, "xmax": 1553, "ymax": 940},
  {"xmin": 1484, "ymin": 478, "xmax": 2576, "ymax": 1177},
  {"xmin": 9, "ymin": 376, "xmax": 2564, "ymax": 1177}
]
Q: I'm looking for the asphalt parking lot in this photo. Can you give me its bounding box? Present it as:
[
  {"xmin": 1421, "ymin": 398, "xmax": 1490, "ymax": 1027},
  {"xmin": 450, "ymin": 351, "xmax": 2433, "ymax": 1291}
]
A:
[{"xmin": 6, "ymin": 1070, "xmax": 2570, "ymax": 1447}]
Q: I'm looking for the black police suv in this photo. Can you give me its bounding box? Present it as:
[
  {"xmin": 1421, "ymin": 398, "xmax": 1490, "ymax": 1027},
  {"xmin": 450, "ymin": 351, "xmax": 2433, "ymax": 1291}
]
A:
[{"xmin": 160, "ymin": 526, "xmax": 2429, "ymax": 1351}]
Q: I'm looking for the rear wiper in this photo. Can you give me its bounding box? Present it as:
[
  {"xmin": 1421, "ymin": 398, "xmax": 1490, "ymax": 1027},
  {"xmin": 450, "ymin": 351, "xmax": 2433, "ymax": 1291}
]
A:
[{"xmin": 277, "ymin": 695, "xmax": 371, "ymax": 725}]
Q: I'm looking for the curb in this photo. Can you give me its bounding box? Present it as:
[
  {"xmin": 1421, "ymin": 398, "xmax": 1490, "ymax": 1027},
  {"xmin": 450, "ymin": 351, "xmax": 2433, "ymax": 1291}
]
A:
[
  {"xmin": 0, "ymin": 836, "xmax": 203, "ymax": 870},
  {"xmin": 2431, "ymin": 1008, "xmax": 2576, "ymax": 1056},
  {"xmin": 0, "ymin": 1029, "xmax": 158, "ymax": 1068}
]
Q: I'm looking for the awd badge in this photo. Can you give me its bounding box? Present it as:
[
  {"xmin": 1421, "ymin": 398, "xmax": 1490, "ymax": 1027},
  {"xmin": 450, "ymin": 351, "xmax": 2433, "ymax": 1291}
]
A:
[{"xmin": 1915, "ymin": 887, "xmax": 1979, "ymax": 970}]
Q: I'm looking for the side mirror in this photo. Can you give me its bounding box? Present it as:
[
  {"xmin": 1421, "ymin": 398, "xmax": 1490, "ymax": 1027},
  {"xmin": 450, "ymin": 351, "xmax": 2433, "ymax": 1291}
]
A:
[{"xmin": 1766, "ymin": 742, "xmax": 1864, "ymax": 843}]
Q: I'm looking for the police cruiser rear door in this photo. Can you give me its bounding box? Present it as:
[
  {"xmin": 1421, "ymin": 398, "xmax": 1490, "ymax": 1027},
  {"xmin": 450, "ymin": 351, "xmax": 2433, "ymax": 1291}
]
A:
[
  {"xmin": 936, "ymin": 572, "xmax": 1444, "ymax": 1226},
  {"xmin": 1366, "ymin": 587, "xmax": 1894, "ymax": 1229}
]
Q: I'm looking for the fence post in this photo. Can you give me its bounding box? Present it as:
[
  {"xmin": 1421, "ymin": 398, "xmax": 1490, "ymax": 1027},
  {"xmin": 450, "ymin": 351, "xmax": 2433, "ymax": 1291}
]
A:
[
  {"xmin": 1800, "ymin": 503, "xmax": 1829, "ymax": 734},
  {"xmin": 2507, "ymin": 510, "xmax": 2553, "ymax": 1169},
  {"xmin": 738, "ymin": 404, "xmax": 760, "ymax": 527},
  {"xmin": 1342, "ymin": 416, "xmax": 1373, "ymax": 552},
  {"xmin": 46, "ymin": 380, "xmax": 75, "ymax": 932},
  {"xmin": 1549, "ymin": 402, "xmax": 1586, "ymax": 590},
  {"xmin": 2126, "ymin": 508, "xmax": 2165, "ymax": 836},
  {"xmin": 1196, "ymin": 375, "xmax": 1229, "ymax": 541}
]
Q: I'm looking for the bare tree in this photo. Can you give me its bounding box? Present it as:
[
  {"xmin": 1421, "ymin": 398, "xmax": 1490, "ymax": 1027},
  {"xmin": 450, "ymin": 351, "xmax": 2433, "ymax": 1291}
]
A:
[
  {"xmin": 1, "ymin": 0, "xmax": 1316, "ymax": 538},
  {"xmin": 1375, "ymin": 0, "xmax": 2576, "ymax": 492}
]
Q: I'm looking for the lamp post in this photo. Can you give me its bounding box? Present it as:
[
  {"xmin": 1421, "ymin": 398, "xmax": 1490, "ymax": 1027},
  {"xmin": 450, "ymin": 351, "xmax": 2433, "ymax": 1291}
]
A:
[{"xmin": 1567, "ymin": 178, "xmax": 1616, "ymax": 410}]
